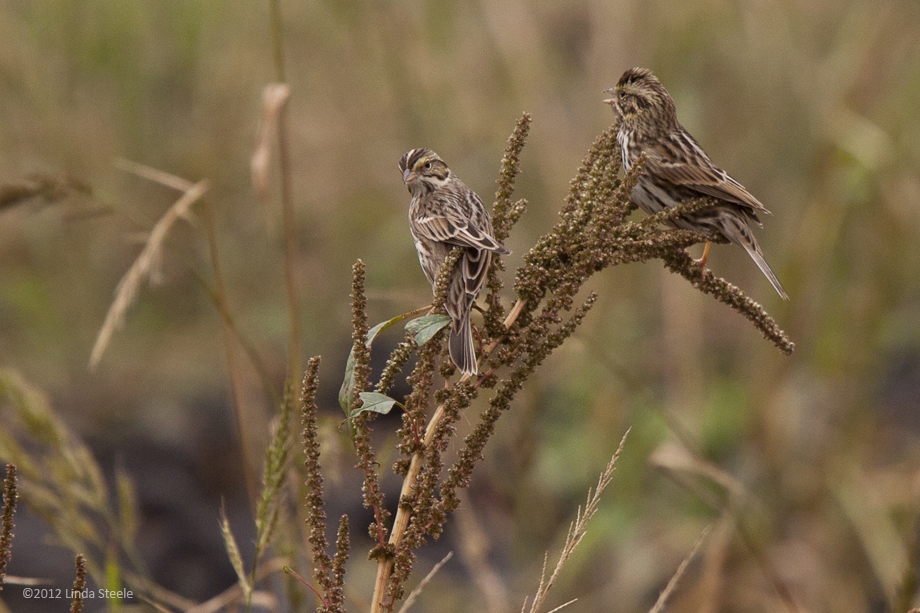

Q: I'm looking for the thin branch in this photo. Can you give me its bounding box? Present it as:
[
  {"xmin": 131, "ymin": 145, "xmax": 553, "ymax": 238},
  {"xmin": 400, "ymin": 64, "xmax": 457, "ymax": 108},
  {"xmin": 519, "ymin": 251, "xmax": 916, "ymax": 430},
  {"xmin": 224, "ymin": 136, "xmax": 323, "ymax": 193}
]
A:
[
  {"xmin": 648, "ymin": 524, "xmax": 712, "ymax": 613},
  {"xmin": 90, "ymin": 179, "xmax": 209, "ymax": 369},
  {"xmin": 114, "ymin": 158, "xmax": 193, "ymax": 192},
  {"xmin": 545, "ymin": 599, "xmax": 578, "ymax": 613},
  {"xmin": 283, "ymin": 566, "xmax": 328, "ymax": 609},
  {"xmin": 396, "ymin": 552, "xmax": 453, "ymax": 613},
  {"xmin": 662, "ymin": 250, "xmax": 794, "ymax": 355},
  {"xmin": 200, "ymin": 195, "xmax": 264, "ymax": 507}
]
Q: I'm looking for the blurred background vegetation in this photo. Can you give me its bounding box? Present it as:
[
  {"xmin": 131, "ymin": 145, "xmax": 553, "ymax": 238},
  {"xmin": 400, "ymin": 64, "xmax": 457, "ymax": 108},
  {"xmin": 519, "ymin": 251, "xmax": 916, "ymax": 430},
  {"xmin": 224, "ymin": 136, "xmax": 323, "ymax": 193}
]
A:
[{"xmin": 1, "ymin": 0, "xmax": 920, "ymax": 611}]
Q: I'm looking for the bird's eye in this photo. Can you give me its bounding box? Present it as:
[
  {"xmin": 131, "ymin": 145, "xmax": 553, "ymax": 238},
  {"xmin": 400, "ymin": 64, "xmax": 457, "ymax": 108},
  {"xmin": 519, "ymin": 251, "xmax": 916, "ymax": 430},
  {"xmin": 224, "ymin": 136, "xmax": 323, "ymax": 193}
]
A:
[
  {"xmin": 424, "ymin": 161, "xmax": 432, "ymax": 169},
  {"xmin": 619, "ymin": 90, "xmax": 627, "ymax": 99}
]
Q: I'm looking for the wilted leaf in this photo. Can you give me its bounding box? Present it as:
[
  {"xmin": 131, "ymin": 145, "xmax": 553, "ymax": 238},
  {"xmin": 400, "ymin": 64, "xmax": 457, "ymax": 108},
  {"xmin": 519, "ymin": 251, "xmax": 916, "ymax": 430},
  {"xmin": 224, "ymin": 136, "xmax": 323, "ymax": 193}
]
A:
[
  {"xmin": 339, "ymin": 314, "xmax": 409, "ymax": 416},
  {"xmin": 350, "ymin": 392, "xmax": 399, "ymax": 419},
  {"xmin": 406, "ymin": 314, "xmax": 451, "ymax": 346}
]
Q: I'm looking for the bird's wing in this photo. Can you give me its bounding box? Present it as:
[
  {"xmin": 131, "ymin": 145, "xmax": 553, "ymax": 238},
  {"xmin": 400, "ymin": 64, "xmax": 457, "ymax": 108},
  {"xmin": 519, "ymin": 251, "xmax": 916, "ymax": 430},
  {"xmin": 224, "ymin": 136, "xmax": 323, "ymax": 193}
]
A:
[
  {"xmin": 646, "ymin": 138, "xmax": 771, "ymax": 216},
  {"xmin": 413, "ymin": 191, "xmax": 510, "ymax": 253},
  {"xmin": 460, "ymin": 247, "xmax": 492, "ymax": 295}
]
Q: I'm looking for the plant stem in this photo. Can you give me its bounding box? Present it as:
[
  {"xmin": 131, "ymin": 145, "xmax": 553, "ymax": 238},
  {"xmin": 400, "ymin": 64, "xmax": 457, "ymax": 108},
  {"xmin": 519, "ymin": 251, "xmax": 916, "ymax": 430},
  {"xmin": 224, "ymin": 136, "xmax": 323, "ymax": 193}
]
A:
[
  {"xmin": 202, "ymin": 199, "xmax": 262, "ymax": 506},
  {"xmin": 266, "ymin": 0, "xmax": 300, "ymax": 381},
  {"xmin": 268, "ymin": 0, "xmax": 285, "ymax": 82},
  {"xmin": 369, "ymin": 299, "xmax": 526, "ymax": 612},
  {"xmin": 278, "ymin": 105, "xmax": 301, "ymax": 381}
]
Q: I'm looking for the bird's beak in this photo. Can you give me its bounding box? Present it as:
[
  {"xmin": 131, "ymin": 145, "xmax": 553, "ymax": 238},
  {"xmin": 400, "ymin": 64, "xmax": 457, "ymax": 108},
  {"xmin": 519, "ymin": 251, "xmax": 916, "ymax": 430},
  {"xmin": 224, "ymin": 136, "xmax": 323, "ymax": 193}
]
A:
[
  {"xmin": 602, "ymin": 88, "xmax": 616, "ymax": 106},
  {"xmin": 402, "ymin": 168, "xmax": 414, "ymax": 183}
]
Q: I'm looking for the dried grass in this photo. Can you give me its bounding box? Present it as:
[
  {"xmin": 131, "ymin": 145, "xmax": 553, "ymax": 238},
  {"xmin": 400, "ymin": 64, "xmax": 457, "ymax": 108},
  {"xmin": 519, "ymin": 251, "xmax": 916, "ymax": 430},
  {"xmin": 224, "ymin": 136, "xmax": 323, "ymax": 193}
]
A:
[
  {"xmin": 524, "ymin": 429, "xmax": 630, "ymax": 613},
  {"xmin": 89, "ymin": 179, "xmax": 209, "ymax": 370}
]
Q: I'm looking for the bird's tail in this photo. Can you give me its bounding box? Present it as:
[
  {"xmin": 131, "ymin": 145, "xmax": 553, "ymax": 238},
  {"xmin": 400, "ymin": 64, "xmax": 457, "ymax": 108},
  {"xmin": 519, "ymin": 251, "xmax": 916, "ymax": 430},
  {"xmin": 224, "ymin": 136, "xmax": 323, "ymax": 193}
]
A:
[
  {"xmin": 719, "ymin": 214, "xmax": 788, "ymax": 300},
  {"xmin": 448, "ymin": 297, "xmax": 478, "ymax": 377}
]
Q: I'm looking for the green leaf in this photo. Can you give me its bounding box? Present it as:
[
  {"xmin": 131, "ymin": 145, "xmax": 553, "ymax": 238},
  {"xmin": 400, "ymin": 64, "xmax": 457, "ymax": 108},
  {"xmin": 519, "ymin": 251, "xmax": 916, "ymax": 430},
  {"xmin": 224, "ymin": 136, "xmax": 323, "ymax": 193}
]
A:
[
  {"xmin": 339, "ymin": 313, "xmax": 412, "ymax": 416},
  {"xmin": 406, "ymin": 314, "xmax": 451, "ymax": 346},
  {"xmin": 350, "ymin": 392, "xmax": 399, "ymax": 419}
]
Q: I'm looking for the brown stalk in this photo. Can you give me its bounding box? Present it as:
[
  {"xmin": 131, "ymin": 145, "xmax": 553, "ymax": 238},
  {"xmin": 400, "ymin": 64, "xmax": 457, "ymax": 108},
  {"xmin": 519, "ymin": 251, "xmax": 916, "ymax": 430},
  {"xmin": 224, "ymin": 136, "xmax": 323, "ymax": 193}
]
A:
[
  {"xmin": 251, "ymin": 83, "xmax": 302, "ymax": 381},
  {"xmin": 114, "ymin": 159, "xmax": 265, "ymax": 505},
  {"xmin": 395, "ymin": 552, "xmax": 454, "ymax": 613},
  {"xmin": 277, "ymin": 99, "xmax": 301, "ymax": 381},
  {"xmin": 261, "ymin": 0, "xmax": 300, "ymax": 381},
  {"xmin": 202, "ymin": 197, "xmax": 262, "ymax": 507},
  {"xmin": 369, "ymin": 299, "xmax": 526, "ymax": 613}
]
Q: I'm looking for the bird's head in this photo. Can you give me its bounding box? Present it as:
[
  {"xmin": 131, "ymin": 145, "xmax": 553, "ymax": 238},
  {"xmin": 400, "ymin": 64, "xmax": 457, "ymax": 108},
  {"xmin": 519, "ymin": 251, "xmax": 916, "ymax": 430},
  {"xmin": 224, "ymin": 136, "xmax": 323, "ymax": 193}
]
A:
[
  {"xmin": 398, "ymin": 148, "xmax": 451, "ymax": 196},
  {"xmin": 604, "ymin": 67, "xmax": 678, "ymax": 134}
]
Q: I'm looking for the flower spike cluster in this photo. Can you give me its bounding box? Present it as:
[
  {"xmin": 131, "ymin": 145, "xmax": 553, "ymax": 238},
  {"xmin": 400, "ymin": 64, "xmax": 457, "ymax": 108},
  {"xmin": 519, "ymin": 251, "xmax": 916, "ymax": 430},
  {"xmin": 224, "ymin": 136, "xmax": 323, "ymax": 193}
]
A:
[{"xmin": 316, "ymin": 112, "xmax": 793, "ymax": 613}]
